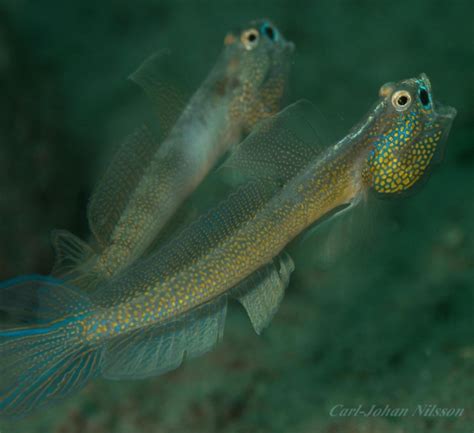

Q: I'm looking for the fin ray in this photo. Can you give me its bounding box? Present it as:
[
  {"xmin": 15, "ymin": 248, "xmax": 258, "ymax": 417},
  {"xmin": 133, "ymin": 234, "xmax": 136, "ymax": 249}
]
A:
[
  {"xmin": 0, "ymin": 278, "xmax": 101, "ymax": 419},
  {"xmin": 0, "ymin": 274, "xmax": 90, "ymax": 324},
  {"xmin": 0, "ymin": 325, "xmax": 101, "ymax": 418},
  {"xmin": 222, "ymin": 100, "xmax": 327, "ymax": 184},
  {"xmin": 96, "ymin": 180, "xmax": 276, "ymax": 302},
  {"xmin": 87, "ymin": 126, "xmax": 158, "ymax": 246},
  {"xmin": 102, "ymin": 296, "xmax": 227, "ymax": 379},
  {"xmin": 232, "ymin": 252, "xmax": 295, "ymax": 334},
  {"xmin": 51, "ymin": 230, "xmax": 95, "ymax": 277},
  {"xmin": 129, "ymin": 49, "xmax": 190, "ymax": 141}
]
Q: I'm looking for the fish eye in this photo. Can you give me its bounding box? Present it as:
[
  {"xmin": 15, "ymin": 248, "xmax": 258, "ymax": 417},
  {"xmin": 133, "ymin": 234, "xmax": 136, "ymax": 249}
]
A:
[
  {"xmin": 241, "ymin": 29, "xmax": 260, "ymax": 50},
  {"xmin": 419, "ymin": 87, "xmax": 430, "ymax": 107},
  {"xmin": 261, "ymin": 22, "xmax": 276, "ymax": 41},
  {"xmin": 391, "ymin": 90, "xmax": 412, "ymax": 111}
]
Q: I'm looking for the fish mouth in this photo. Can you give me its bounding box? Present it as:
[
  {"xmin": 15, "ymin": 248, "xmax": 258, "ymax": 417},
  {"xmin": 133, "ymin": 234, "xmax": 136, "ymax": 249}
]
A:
[
  {"xmin": 435, "ymin": 102, "xmax": 457, "ymax": 120},
  {"xmin": 284, "ymin": 40, "xmax": 295, "ymax": 53},
  {"xmin": 276, "ymin": 38, "xmax": 295, "ymax": 60},
  {"xmin": 268, "ymin": 36, "xmax": 294, "ymax": 70}
]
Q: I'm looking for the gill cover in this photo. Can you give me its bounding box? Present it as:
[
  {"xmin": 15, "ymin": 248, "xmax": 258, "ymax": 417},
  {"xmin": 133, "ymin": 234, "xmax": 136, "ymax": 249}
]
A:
[{"xmin": 365, "ymin": 74, "xmax": 456, "ymax": 194}]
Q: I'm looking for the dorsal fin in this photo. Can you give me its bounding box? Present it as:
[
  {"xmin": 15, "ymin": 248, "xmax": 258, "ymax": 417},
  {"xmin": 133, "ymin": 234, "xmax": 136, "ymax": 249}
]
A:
[
  {"xmin": 88, "ymin": 50, "xmax": 196, "ymax": 247},
  {"xmin": 151, "ymin": 181, "xmax": 275, "ymax": 276},
  {"xmin": 94, "ymin": 179, "xmax": 277, "ymax": 305},
  {"xmin": 143, "ymin": 199, "xmax": 200, "ymax": 257},
  {"xmin": 222, "ymin": 100, "xmax": 330, "ymax": 184},
  {"xmin": 129, "ymin": 49, "xmax": 191, "ymax": 141},
  {"xmin": 87, "ymin": 125, "xmax": 157, "ymax": 246},
  {"xmin": 93, "ymin": 101, "xmax": 330, "ymax": 301}
]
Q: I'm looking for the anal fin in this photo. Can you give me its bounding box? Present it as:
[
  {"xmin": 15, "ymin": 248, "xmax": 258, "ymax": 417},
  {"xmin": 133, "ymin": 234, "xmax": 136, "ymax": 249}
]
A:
[{"xmin": 102, "ymin": 296, "xmax": 228, "ymax": 380}]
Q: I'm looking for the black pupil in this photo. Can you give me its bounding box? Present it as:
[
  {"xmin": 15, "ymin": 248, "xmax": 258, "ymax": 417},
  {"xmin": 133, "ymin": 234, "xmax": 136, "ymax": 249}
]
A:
[
  {"xmin": 265, "ymin": 26, "xmax": 275, "ymax": 40},
  {"xmin": 398, "ymin": 95, "xmax": 408, "ymax": 106},
  {"xmin": 248, "ymin": 33, "xmax": 257, "ymax": 42},
  {"xmin": 419, "ymin": 88, "xmax": 430, "ymax": 106}
]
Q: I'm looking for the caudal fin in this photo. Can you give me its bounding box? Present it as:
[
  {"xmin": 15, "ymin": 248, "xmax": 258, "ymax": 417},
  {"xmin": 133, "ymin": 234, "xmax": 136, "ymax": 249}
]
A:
[{"xmin": 0, "ymin": 275, "xmax": 102, "ymax": 419}]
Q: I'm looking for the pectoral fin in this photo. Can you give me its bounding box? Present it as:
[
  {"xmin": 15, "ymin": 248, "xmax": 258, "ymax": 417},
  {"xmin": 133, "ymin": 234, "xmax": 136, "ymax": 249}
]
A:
[{"xmin": 232, "ymin": 252, "xmax": 295, "ymax": 334}]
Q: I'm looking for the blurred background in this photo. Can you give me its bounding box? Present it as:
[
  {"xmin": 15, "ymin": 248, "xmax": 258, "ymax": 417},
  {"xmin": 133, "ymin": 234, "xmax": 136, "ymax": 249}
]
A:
[{"xmin": 0, "ymin": 0, "xmax": 472, "ymax": 432}]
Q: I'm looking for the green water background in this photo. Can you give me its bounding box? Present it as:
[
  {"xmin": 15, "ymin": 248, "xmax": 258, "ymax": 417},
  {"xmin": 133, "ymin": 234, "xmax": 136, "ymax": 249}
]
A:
[{"xmin": 0, "ymin": 0, "xmax": 472, "ymax": 432}]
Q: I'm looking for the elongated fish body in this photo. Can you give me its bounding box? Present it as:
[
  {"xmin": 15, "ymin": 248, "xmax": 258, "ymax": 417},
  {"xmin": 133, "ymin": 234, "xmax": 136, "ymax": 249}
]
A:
[
  {"xmin": 0, "ymin": 75, "xmax": 456, "ymax": 418},
  {"xmin": 53, "ymin": 20, "xmax": 293, "ymax": 287},
  {"xmin": 85, "ymin": 75, "xmax": 456, "ymax": 333}
]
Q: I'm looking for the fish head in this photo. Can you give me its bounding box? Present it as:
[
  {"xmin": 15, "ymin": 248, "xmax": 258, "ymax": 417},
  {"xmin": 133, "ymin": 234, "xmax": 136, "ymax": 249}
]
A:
[
  {"xmin": 220, "ymin": 19, "xmax": 294, "ymax": 133},
  {"xmin": 364, "ymin": 73, "xmax": 457, "ymax": 195}
]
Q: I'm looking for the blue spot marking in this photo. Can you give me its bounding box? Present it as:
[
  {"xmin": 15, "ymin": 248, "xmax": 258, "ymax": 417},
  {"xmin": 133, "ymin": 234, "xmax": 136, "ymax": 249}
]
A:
[
  {"xmin": 261, "ymin": 21, "xmax": 278, "ymax": 41},
  {"xmin": 419, "ymin": 85, "xmax": 431, "ymax": 108}
]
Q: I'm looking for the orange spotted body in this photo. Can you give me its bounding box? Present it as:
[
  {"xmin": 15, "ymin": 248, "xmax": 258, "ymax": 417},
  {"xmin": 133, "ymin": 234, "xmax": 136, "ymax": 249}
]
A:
[
  {"xmin": 0, "ymin": 74, "xmax": 456, "ymax": 419},
  {"xmin": 54, "ymin": 19, "xmax": 294, "ymax": 289},
  {"xmin": 84, "ymin": 75, "xmax": 456, "ymax": 340}
]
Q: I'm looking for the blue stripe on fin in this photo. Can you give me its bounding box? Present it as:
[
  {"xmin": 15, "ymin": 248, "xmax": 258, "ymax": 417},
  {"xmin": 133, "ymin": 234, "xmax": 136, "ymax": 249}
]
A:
[
  {"xmin": 0, "ymin": 316, "xmax": 101, "ymax": 419},
  {"xmin": 0, "ymin": 274, "xmax": 89, "ymax": 325}
]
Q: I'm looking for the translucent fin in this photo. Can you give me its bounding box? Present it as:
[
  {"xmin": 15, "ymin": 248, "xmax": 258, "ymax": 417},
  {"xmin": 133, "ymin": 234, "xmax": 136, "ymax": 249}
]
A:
[
  {"xmin": 305, "ymin": 204, "xmax": 360, "ymax": 267},
  {"xmin": 232, "ymin": 252, "xmax": 295, "ymax": 334},
  {"xmin": 431, "ymin": 102, "xmax": 456, "ymax": 164},
  {"xmin": 0, "ymin": 274, "xmax": 90, "ymax": 324},
  {"xmin": 0, "ymin": 324, "xmax": 101, "ymax": 419},
  {"xmin": 87, "ymin": 126, "xmax": 158, "ymax": 246},
  {"xmin": 130, "ymin": 49, "xmax": 189, "ymax": 141},
  {"xmin": 95, "ymin": 180, "xmax": 277, "ymax": 304},
  {"xmin": 222, "ymin": 100, "xmax": 328, "ymax": 184},
  {"xmin": 51, "ymin": 229, "xmax": 95, "ymax": 277},
  {"xmin": 0, "ymin": 277, "xmax": 101, "ymax": 419},
  {"xmin": 145, "ymin": 200, "xmax": 200, "ymax": 257},
  {"xmin": 102, "ymin": 296, "xmax": 227, "ymax": 379},
  {"xmin": 302, "ymin": 202, "xmax": 360, "ymax": 267},
  {"xmin": 299, "ymin": 193, "xmax": 388, "ymax": 268}
]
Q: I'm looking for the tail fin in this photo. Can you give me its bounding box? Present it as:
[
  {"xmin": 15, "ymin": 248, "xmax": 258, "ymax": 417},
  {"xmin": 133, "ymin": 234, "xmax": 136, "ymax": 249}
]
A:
[
  {"xmin": 0, "ymin": 275, "xmax": 102, "ymax": 419},
  {"xmin": 51, "ymin": 230, "xmax": 105, "ymax": 291}
]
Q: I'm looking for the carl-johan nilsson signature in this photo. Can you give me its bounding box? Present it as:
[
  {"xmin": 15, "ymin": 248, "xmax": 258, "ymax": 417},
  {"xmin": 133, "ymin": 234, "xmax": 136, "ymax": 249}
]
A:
[{"xmin": 330, "ymin": 404, "xmax": 464, "ymax": 418}]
